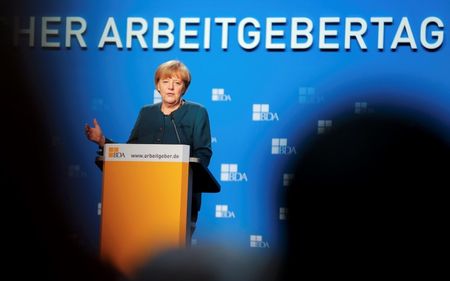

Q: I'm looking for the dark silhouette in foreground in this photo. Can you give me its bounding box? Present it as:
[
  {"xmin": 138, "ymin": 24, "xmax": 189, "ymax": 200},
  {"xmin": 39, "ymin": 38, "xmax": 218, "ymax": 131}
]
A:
[
  {"xmin": 285, "ymin": 108, "xmax": 449, "ymax": 278},
  {"xmin": 1, "ymin": 5, "xmax": 123, "ymax": 280}
]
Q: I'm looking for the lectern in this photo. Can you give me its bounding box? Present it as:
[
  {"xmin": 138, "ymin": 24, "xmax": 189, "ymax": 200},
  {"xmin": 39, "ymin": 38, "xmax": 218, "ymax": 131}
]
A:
[{"xmin": 99, "ymin": 143, "xmax": 219, "ymax": 277}]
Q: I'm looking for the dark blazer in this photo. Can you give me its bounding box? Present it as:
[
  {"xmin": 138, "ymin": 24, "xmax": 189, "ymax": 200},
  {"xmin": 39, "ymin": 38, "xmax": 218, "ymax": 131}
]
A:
[{"xmin": 127, "ymin": 100, "xmax": 212, "ymax": 167}]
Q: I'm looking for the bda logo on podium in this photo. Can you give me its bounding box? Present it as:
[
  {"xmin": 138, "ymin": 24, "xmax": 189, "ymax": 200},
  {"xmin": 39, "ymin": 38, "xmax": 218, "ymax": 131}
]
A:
[{"xmin": 108, "ymin": 146, "xmax": 126, "ymax": 158}]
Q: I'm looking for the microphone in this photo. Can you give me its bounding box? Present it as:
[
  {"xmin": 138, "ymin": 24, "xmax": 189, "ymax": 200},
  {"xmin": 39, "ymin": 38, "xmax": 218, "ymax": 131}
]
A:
[{"xmin": 170, "ymin": 114, "xmax": 181, "ymax": 144}]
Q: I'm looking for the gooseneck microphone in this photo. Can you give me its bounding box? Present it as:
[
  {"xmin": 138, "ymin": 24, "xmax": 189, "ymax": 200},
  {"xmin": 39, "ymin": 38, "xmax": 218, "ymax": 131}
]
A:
[{"xmin": 170, "ymin": 114, "xmax": 181, "ymax": 144}]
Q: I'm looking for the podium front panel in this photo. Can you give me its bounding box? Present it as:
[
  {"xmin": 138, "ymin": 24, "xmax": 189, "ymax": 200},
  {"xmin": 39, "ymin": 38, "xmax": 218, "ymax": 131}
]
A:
[{"xmin": 100, "ymin": 144, "xmax": 190, "ymax": 277}]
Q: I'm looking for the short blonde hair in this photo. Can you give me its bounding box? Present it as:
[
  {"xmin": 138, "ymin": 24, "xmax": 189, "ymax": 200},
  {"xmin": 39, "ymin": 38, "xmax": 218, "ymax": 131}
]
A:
[{"xmin": 154, "ymin": 60, "xmax": 191, "ymax": 93}]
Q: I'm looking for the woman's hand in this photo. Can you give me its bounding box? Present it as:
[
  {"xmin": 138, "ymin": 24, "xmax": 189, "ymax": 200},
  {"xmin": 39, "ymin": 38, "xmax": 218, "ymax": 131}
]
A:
[{"xmin": 85, "ymin": 118, "xmax": 106, "ymax": 147}]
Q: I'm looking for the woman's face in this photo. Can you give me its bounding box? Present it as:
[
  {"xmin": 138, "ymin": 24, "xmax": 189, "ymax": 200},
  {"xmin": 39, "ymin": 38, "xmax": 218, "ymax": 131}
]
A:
[{"xmin": 157, "ymin": 75, "xmax": 185, "ymax": 106}]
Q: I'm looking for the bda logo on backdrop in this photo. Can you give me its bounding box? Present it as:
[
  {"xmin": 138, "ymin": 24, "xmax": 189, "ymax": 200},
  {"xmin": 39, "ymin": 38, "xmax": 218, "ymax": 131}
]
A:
[
  {"xmin": 279, "ymin": 207, "xmax": 288, "ymax": 220},
  {"xmin": 283, "ymin": 173, "xmax": 295, "ymax": 186},
  {"xmin": 317, "ymin": 120, "xmax": 333, "ymax": 134},
  {"xmin": 252, "ymin": 104, "xmax": 279, "ymax": 121},
  {"xmin": 212, "ymin": 88, "xmax": 231, "ymax": 102},
  {"xmin": 271, "ymin": 138, "xmax": 296, "ymax": 155},
  {"xmin": 215, "ymin": 204, "xmax": 236, "ymax": 218},
  {"xmin": 298, "ymin": 87, "xmax": 323, "ymax": 104},
  {"xmin": 220, "ymin": 163, "xmax": 248, "ymax": 182},
  {"xmin": 250, "ymin": 235, "xmax": 270, "ymax": 248}
]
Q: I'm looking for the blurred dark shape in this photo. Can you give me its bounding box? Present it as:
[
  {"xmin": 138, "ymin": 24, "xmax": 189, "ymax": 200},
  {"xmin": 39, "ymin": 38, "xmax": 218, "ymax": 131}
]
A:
[
  {"xmin": 285, "ymin": 108, "xmax": 450, "ymax": 278},
  {"xmin": 1, "ymin": 2, "xmax": 123, "ymax": 280},
  {"xmin": 132, "ymin": 246, "xmax": 280, "ymax": 281}
]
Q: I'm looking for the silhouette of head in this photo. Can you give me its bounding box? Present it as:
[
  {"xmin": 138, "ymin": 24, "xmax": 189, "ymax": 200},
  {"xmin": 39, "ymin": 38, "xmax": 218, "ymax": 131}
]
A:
[{"xmin": 286, "ymin": 107, "xmax": 449, "ymax": 277}]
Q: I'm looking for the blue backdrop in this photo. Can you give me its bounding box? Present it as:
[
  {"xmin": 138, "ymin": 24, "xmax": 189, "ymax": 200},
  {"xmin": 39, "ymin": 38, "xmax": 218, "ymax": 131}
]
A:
[{"xmin": 9, "ymin": 0, "xmax": 450, "ymax": 254}]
